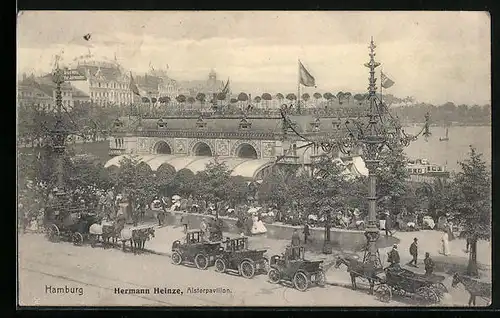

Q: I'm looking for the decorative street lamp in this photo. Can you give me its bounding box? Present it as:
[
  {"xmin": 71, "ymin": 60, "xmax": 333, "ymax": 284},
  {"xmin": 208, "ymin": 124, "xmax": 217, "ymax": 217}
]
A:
[
  {"xmin": 51, "ymin": 66, "xmax": 69, "ymax": 197},
  {"xmin": 279, "ymin": 37, "xmax": 432, "ymax": 266}
]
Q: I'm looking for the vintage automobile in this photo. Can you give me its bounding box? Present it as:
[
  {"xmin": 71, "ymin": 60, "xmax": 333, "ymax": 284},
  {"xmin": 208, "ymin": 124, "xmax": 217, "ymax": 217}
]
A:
[
  {"xmin": 214, "ymin": 237, "xmax": 268, "ymax": 279},
  {"xmin": 170, "ymin": 230, "xmax": 223, "ymax": 270},
  {"xmin": 268, "ymin": 245, "xmax": 325, "ymax": 291}
]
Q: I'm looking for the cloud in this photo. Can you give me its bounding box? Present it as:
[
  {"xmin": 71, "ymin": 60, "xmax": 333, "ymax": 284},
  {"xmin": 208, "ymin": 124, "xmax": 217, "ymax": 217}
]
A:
[{"xmin": 17, "ymin": 11, "xmax": 490, "ymax": 105}]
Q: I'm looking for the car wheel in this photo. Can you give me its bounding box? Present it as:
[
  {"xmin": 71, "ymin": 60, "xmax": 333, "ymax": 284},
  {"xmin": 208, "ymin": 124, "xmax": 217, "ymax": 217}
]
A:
[
  {"xmin": 195, "ymin": 253, "xmax": 208, "ymax": 270},
  {"xmin": 293, "ymin": 271, "xmax": 309, "ymax": 292},
  {"xmin": 171, "ymin": 251, "xmax": 182, "ymax": 265},
  {"xmin": 240, "ymin": 260, "xmax": 256, "ymax": 279},
  {"xmin": 268, "ymin": 268, "xmax": 280, "ymax": 284},
  {"xmin": 72, "ymin": 232, "xmax": 84, "ymax": 246},
  {"xmin": 215, "ymin": 258, "xmax": 226, "ymax": 273}
]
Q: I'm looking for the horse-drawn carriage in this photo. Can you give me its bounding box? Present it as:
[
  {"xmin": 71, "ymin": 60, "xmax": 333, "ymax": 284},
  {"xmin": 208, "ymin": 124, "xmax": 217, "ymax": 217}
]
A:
[
  {"xmin": 89, "ymin": 219, "xmax": 155, "ymax": 254},
  {"xmin": 214, "ymin": 237, "xmax": 268, "ymax": 279},
  {"xmin": 171, "ymin": 230, "xmax": 223, "ymax": 270},
  {"xmin": 45, "ymin": 203, "xmax": 101, "ymax": 246},
  {"xmin": 268, "ymin": 245, "xmax": 325, "ymax": 291},
  {"xmin": 374, "ymin": 267, "xmax": 448, "ymax": 304}
]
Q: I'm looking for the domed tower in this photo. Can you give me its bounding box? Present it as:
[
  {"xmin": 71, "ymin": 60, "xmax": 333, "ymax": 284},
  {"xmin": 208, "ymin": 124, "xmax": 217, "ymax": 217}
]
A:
[{"xmin": 208, "ymin": 69, "xmax": 217, "ymax": 87}]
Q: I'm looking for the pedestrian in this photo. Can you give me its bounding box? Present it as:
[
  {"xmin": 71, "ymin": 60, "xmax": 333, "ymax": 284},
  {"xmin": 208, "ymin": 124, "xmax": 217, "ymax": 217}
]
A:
[
  {"xmin": 387, "ymin": 244, "xmax": 400, "ymax": 268},
  {"xmin": 180, "ymin": 214, "xmax": 189, "ymax": 233},
  {"xmin": 200, "ymin": 218, "xmax": 208, "ymax": 241},
  {"xmin": 424, "ymin": 252, "xmax": 435, "ymax": 275},
  {"xmin": 385, "ymin": 212, "xmax": 393, "ymax": 237},
  {"xmin": 466, "ymin": 234, "xmax": 472, "ymax": 253},
  {"xmin": 291, "ymin": 229, "xmax": 301, "ymax": 247},
  {"xmin": 408, "ymin": 238, "xmax": 418, "ymax": 267},
  {"xmin": 303, "ymin": 222, "xmax": 310, "ymax": 244},
  {"xmin": 440, "ymin": 229, "xmax": 450, "ymax": 256}
]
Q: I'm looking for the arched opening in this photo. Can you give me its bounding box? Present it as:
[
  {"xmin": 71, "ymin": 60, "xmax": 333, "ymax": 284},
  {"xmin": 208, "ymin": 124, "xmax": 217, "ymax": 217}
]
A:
[
  {"xmin": 193, "ymin": 142, "xmax": 212, "ymax": 156},
  {"xmin": 236, "ymin": 143, "xmax": 258, "ymax": 159},
  {"xmin": 154, "ymin": 141, "xmax": 172, "ymax": 154}
]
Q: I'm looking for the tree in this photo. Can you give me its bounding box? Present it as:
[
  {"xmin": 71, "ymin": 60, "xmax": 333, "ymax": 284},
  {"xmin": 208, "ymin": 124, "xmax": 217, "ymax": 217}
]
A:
[
  {"xmin": 375, "ymin": 143, "xmax": 412, "ymax": 216},
  {"xmin": 353, "ymin": 93, "xmax": 365, "ymax": 105},
  {"xmin": 196, "ymin": 92, "xmax": 206, "ymax": 110},
  {"xmin": 450, "ymin": 146, "xmax": 491, "ymax": 276},
  {"xmin": 286, "ymin": 93, "xmax": 297, "ymax": 102},
  {"xmin": 253, "ymin": 96, "xmax": 262, "ymax": 104},
  {"xmin": 303, "ymin": 157, "xmax": 353, "ymax": 251},
  {"xmin": 230, "ymin": 98, "xmax": 238, "ymax": 104},
  {"xmin": 171, "ymin": 169, "xmax": 196, "ymax": 197},
  {"xmin": 227, "ymin": 176, "xmax": 251, "ymax": 206},
  {"xmin": 261, "ymin": 93, "xmax": 272, "ymax": 109},
  {"xmin": 195, "ymin": 160, "xmax": 232, "ymax": 213},
  {"xmin": 313, "ymin": 92, "xmax": 322, "ymax": 107},
  {"xmin": 175, "ymin": 94, "xmax": 186, "ymax": 105},
  {"xmin": 237, "ymin": 92, "xmax": 249, "ymax": 109},
  {"xmin": 155, "ymin": 164, "xmax": 176, "ymax": 196},
  {"xmin": 142, "ymin": 97, "xmax": 150, "ymax": 103},
  {"xmin": 301, "ymin": 93, "xmax": 310, "ymax": 108},
  {"xmin": 416, "ymin": 178, "xmax": 455, "ymax": 220},
  {"xmin": 276, "ymin": 93, "xmax": 284, "ymax": 106},
  {"xmin": 114, "ymin": 156, "xmax": 157, "ymax": 216},
  {"xmin": 187, "ymin": 96, "xmax": 196, "ymax": 108},
  {"xmin": 336, "ymin": 92, "xmax": 345, "ymax": 105},
  {"xmin": 343, "ymin": 92, "xmax": 352, "ymax": 105}
]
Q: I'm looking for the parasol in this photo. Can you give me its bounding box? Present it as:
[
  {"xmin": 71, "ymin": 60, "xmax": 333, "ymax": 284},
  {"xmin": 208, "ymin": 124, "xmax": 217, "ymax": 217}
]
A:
[{"xmin": 172, "ymin": 195, "xmax": 181, "ymax": 201}]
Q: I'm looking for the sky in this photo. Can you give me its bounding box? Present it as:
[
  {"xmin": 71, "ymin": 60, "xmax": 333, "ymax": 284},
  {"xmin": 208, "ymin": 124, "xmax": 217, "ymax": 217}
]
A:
[{"xmin": 17, "ymin": 11, "xmax": 491, "ymax": 105}]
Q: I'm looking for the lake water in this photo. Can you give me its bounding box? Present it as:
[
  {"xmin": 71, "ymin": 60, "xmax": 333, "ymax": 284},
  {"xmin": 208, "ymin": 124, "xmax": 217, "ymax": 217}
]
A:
[{"xmin": 403, "ymin": 125, "xmax": 491, "ymax": 172}]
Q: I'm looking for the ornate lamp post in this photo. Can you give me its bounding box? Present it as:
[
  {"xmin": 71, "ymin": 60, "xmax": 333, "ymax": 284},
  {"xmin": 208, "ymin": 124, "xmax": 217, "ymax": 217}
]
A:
[
  {"xmin": 51, "ymin": 66, "xmax": 69, "ymax": 197},
  {"xmin": 279, "ymin": 37, "xmax": 431, "ymax": 264}
]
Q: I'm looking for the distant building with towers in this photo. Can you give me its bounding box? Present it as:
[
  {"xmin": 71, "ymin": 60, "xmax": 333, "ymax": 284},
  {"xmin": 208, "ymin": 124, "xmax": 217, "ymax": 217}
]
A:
[{"xmin": 69, "ymin": 54, "xmax": 135, "ymax": 107}]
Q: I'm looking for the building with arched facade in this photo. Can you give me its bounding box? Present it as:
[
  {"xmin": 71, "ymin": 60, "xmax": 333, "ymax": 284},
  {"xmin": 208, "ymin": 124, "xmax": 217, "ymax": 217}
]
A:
[{"xmin": 105, "ymin": 113, "xmax": 369, "ymax": 180}]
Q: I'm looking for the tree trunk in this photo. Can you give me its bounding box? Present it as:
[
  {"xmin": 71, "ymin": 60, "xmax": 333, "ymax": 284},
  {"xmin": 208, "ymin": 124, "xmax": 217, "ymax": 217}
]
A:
[{"xmin": 467, "ymin": 238, "xmax": 479, "ymax": 277}]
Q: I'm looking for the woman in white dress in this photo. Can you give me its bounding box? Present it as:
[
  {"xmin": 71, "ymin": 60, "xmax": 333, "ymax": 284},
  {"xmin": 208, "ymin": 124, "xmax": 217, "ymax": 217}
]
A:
[
  {"xmin": 441, "ymin": 230, "xmax": 451, "ymax": 256},
  {"xmin": 251, "ymin": 213, "xmax": 259, "ymax": 235},
  {"xmin": 255, "ymin": 214, "xmax": 267, "ymax": 234}
]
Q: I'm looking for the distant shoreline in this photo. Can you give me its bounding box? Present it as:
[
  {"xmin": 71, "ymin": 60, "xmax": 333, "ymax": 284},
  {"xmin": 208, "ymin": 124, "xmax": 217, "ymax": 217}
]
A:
[{"xmin": 403, "ymin": 122, "xmax": 491, "ymax": 127}]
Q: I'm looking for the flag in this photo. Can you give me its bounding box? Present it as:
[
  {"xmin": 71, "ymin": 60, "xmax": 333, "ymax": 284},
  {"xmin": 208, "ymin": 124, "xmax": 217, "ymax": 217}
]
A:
[
  {"xmin": 381, "ymin": 72, "xmax": 395, "ymax": 89},
  {"xmin": 299, "ymin": 60, "xmax": 316, "ymax": 87},
  {"xmin": 129, "ymin": 72, "xmax": 141, "ymax": 96}
]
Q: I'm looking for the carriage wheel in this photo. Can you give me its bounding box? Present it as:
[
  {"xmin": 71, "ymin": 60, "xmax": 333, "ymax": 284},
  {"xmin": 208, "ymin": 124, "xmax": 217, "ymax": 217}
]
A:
[
  {"xmin": 432, "ymin": 282, "xmax": 448, "ymax": 295},
  {"xmin": 375, "ymin": 284, "xmax": 392, "ymax": 303},
  {"xmin": 293, "ymin": 271, "xmax": 309, "ymax": 292},
  {"xmin": 72, "ymin": 232, "xmax": 84, "ymax": 246},
  {"xmin": 47, "ymin": 224, "xmax": 60, "ymax": 242},
  {"xmin": 315, "ymin": 270, "xmax": 326, "ymax": 287},
  {"xmin": 268, "ymin": 268, "xmax": 281, "ymax": 284},
  {"xmin": 240, "ymin": 260, "xmax": 256, "ymax": 279},
  {"xmin": 194, "ymin": 254, "xmax": 208, "ymax": 270},
  {"xmin": 215, "ymin": 258, "xmax": 226, "ymax": 273},
  {"xmin": 171, "ymin": 251, "xmax": 182, "ymax": 265},
  {"xmin": 416, "ymin": 287, "xmax": 439, "ymax": 304}
]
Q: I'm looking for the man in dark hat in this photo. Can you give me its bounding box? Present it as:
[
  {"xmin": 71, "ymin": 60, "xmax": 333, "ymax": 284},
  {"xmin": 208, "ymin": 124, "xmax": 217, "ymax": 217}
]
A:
[
  {"xmin": 387, "ymin": 244, "xmax": 400, "ymax": 268},
  {"xmin": 303, "ymin": 222, "xmax": 310, "ymax": 244},
  {"xmin": 408, "ymin": 237, "xmax": 418, "ymax": 267}
]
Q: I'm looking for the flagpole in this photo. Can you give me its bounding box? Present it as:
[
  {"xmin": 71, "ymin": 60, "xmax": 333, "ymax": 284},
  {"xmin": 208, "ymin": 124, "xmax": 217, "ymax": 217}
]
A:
[
  {"xmin": 380, "ymin": 69, "xmax": 383, "ymax": 104},
  {"xmin": 297, "ymin": 59, "xmax": 301, "ymax": 114}
]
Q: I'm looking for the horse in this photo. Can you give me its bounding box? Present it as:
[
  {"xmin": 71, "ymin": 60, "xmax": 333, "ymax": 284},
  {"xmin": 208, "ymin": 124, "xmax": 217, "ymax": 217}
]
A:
[
  {"xmin": 334, "ymin": 255, "xmax": 379, "ymax": 294},
  {"xmin": 89, "ymin": 218, "xmax": 125, "ymax": 248},
  {"xmin": 451, "ymin": 273, "xmax": 492, "ymax": 306},
  {"xmin": 119, "ymin": 227, "xmax": 155, "ymax": 254}
]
